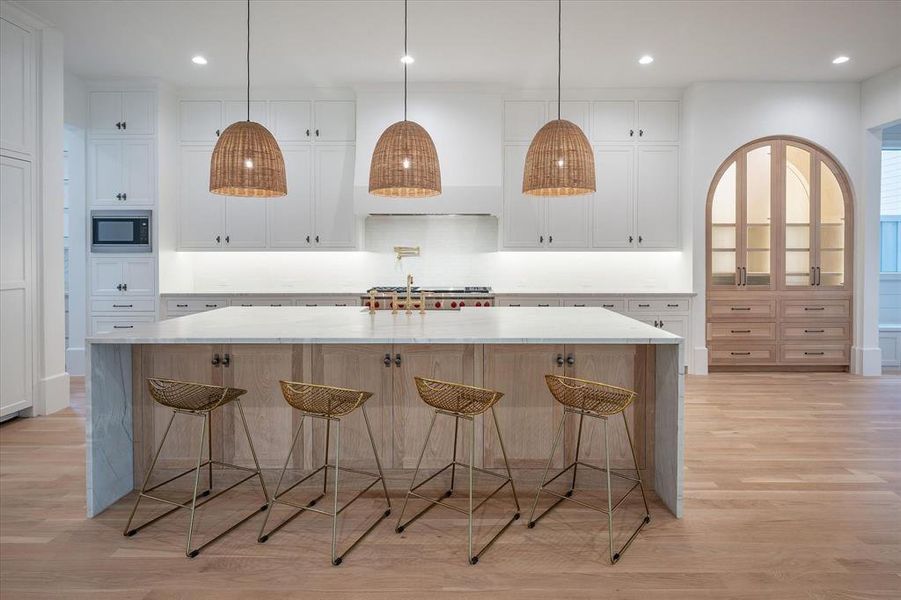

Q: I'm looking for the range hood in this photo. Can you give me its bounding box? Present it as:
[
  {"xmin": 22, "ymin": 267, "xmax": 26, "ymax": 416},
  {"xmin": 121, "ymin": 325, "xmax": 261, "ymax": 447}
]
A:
[{"xmin": 354, "ymin": 90, "xmax": 503, "ymax": 215}]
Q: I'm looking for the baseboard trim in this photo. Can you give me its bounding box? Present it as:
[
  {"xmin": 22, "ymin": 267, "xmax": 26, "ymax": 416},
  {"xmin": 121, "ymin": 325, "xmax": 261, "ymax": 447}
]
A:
[
  {"xmin": 67, "ymin": 347, "xmax": 86, "ymax": 376},
  {"xmin": 691, "ymin": 347, "xmax": 709, "ymax": 375},
  {"xmin": 34, "ymin": 372, "xmax": 70, "ymax": 415},
  {"xmin": 851, "ymin": 346, "xmax": 882, "ymax": 376}
]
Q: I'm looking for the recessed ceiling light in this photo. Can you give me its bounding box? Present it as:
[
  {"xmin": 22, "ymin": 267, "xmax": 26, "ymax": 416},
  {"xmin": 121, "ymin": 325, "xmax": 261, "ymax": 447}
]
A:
[
  {"xmin": 832, "ymin": 55, "xmax": 850, "ymax": 64},
  {"xmin": 638, "ymin": 55, "xmax": 654, "ymax": 65},
  {"xmin": 192, "ymin": 55, "xmax": 208, "ymax": 65},
  {"xmin": 400, "ymin": 54, "xmax": 415, "ymax": 64}
]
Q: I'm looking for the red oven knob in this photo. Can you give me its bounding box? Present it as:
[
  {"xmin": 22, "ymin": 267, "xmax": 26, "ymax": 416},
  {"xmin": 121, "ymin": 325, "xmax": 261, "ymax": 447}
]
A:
[
  {"xmin": 475, "ymin": 301, "xmax": 482, "ymax": 307},
  {"xmin": 414, "ymin": 303, "xmax": 420, "ymax": 309},
  {"xmin": 450, "ymin": 301, "xmax": 458, "ymax": 308},
  {"xmin": 434, "ymin": 301, "xmax": 442, "ymax": 308},
  {"xmin": 484, "ymin": 301, "xmax": 491, "ymax": 307},
  {"xmin": 374, "ymin": 301, "xmax": 380, "ymax": 308},
  {"xmin": 459, "ymin": 301, "xmax": 466, "ymax": 307}
]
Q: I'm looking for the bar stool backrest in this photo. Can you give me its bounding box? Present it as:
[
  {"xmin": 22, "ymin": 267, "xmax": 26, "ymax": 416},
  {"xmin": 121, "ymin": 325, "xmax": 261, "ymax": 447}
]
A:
[
  {"xmin": 544, "ymin": 375, "xmax": 636, "ymax": 417},
  {"xmin": 146, "ymin": 378, "xmax": 245, "ymax": 412},
  {"xmin": 279, "ymin": 381, "xmax": 372, "ymax": 417},
  {"xmin": 413, "ymin": 377, "xmax": 504, "ymax": 416}
]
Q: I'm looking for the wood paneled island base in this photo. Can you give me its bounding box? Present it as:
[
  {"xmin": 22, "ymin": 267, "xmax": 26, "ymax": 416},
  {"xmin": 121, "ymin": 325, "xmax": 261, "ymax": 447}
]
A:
[{"xmin": 86, "ymin": 307, "xmax": 684, "ymax": 518}]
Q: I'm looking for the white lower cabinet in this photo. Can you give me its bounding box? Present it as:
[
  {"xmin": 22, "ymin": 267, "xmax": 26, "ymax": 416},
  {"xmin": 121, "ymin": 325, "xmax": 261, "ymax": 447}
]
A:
[
  {"xmin": 90, "ymin": 257, "xmax": 155, "ymax": 296},
  {"xmin": 496, "ymin": 298, "xmax": 561, "ymax": 307},
  {"xmin": 563, "ymin": 298, "xmax": 625, "ymax": 311}
]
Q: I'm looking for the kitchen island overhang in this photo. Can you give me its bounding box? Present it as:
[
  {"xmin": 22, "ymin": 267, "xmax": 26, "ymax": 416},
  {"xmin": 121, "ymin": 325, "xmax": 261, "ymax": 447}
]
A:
[{"xmin": 86, "ymin": 307, "xmax": 684, "ymax": 518}]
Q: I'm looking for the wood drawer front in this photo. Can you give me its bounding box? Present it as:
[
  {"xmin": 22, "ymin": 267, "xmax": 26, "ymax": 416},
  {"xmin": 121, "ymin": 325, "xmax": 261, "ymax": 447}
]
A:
[
  {"xmin": 628, "ymin": 298, "xmax": 689, "ymax": 312},
  {"xmin": 781, "ymin": 344, "xmax": 849, "ymax": 364},
  {"xmin": 91, "ymin": 299, "xmax": 155, "ymax": 313},
  {"xmin": 708, "ymin": 300, "xmax": 775, "ymax": 320},
  {"xmin": 782, "ymin": 323, "xmax": 850, "ymax": 341},
  {"xmin": 782, "ymin": 299, "xmax": 850, "ymax": 320},
  {"xmin": 710, "ymin": 345, "xmax": 777, "ymax": 364},
  {"xmin": 165, "ymin": 299, "xmax": 227, "ymax": 312},
  {"xmin": 708, "ymin": 322, "xmax": 776, "ymax": 341}
]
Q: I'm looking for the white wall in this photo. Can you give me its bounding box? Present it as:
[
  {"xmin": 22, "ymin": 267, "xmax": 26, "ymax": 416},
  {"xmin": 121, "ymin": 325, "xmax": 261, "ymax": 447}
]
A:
[
  {"xmin": 683, "ymin": 82, "xmax": 863, "ymax": 373},
  {"xmin": 63, "ymin": 71, "xmax": 87, "ymax": 375}
]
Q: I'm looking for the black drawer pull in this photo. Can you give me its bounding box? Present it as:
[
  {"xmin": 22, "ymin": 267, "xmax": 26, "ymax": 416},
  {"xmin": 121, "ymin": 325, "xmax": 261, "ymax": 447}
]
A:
[
  {"xmin": 804, "ymin": 351, "xmax": 825, "ymax": 356},
  {"xmin": 638, "ymin": 303, "xmax": 650, "ymax": 308},
  {"xmin": 730, "ymin": 307, "xmax": 751, "ymax": 311},
  {"xmin": 113, "ymin": 325, "xmax": 133, "ymax": 329},
  {"xmin": 205, "ymin": 304, "xmax": 218, "ymax": 308},
  {"xmin": 666, "ymin": 303, "xmax": 680, "ymax": 308},
  {"xmin": 730, "ymin": 329, "xmax": 751, "ymax": 334},
  {"xmin": 730, "ymin": 351, "xmax": 751, "ymax": 356},
  {"xmin": 804, "ymin": 307, "xmax": 826, "ymax": 311},
  {"xmin": 804, "ymin": 329, "xmax": 825, "ymax": 333},
  {"xmin": 538, "ymin": 304, "xmax": 550, "ymax": 307},
  {"xmin": 602, "ymin": 304, "xmax": 614, "ymax": 308},
  {"xmin": 176, "ymin": 304, "xmax": 188, "ymax": 308},
  {"xmin": 573, "ymin": 304, "xmax": 586, "ymax": 307},
  {"xmin": 112, "ymin": 304, "xmax": 133, "ymax": 308}
]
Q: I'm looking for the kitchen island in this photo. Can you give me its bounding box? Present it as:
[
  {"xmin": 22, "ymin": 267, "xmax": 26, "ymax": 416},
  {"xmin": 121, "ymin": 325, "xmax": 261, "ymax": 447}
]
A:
[{"xmin": 86, "ymin": 307, "xmax": 684, "ymax": 518}]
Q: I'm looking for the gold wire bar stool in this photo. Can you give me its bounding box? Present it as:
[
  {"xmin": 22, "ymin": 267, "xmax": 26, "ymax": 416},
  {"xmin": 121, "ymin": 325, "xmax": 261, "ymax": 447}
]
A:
[
  {"xmin": 395, "ymin": 377, "xmax": 521, "ymax": 565},
  {"xmin": 527, "ymin": 375, "xmax": 651, "ymax": 565},
  {"xmin": 123, "ymin": 378, "xmax": 270, "ymax": 558},
  {"xmin": 257, "ymin": 381, "xmax": 391, "ymax": 566}
]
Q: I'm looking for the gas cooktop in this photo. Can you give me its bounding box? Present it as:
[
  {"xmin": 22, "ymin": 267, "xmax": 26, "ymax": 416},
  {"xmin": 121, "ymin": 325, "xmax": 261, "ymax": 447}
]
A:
[{"xmin": 368, "ymin": 286, "xmax": 491, "ymax": 294}]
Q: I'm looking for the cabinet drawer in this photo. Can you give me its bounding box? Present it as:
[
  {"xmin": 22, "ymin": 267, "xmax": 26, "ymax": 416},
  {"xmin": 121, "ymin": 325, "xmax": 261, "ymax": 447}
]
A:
[
  {"xmin": 91, "ymin": 299, "xmax": 155, "ymax": 313},
  {"xmin": 498, "ymin": 298, "xmax": 561, "ymax": 307},
  {"xmin": 708, "ymin": 299, "xmax": 776, "ymax": 320},
  {"xmin": 91, "ymin": 315, "xmax": 155, "ymax": 335},
  {"xmin": 708, "ymin": 322, "xmax": 776, "ymax": 341},
  {"xmin": 564, "ymin": 299, "xmax": 625, "ymax": 311},
  {"xmin": 709, "ymin": 344, "xmax": 777, "ymax": 364},
  {"xmin": 781, "ymin": 299, "xmax": 850, "ymax": 320},
  {"xmin": 229, "ymin": 298, "xmax": 292, "ymax": 307},
  {"xmin": 628, "ymin": 298, "xmax": 689, "ymax": 312},
  {"xmin": 165, "ymin": 298, "xmax": 227, "ymax": 313},
  {"xmin": 781, "ymin": 344, "xmax": 849, "ymax": 364},
  {"xmin": 782, "ymin": 323, "xmax": 850, "ymax": 341}
]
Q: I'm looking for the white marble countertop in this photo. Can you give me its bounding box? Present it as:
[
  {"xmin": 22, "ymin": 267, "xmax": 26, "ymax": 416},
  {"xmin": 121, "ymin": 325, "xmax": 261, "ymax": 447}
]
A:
[
  {"xmin": 159, "ymin": 291, "xmax": 696, "ymax": 297},
  {"xmin": 87, "ymin": 306, "xmax": 683, "ymax": 345}
]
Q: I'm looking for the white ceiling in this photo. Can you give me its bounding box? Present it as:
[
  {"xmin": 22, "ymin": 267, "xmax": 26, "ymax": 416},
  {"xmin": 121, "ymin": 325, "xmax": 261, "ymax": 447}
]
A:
[{"xmin": 17, "ymin": 0, "xmax": 901, "ymax": 90}]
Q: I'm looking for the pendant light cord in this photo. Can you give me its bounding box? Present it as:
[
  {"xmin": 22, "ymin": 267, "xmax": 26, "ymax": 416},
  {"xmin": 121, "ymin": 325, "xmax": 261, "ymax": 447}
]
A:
[
  {"xmin": 246, "ymin": 0, "xmax": 251, "ymax": 121},
  {"xmin": 557, "ymin": 0, "xmax": 561, "ymax": 120},
  {"xmin": 404, "ymin": 0, "xmax": 408, "ymax": 121}
]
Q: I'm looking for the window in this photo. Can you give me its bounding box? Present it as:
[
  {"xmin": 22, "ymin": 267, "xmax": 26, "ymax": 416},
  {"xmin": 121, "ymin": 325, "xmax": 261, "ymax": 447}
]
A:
[{"xmin": 881, "ymin": 149, "xmax": 901, "ymax": 273}]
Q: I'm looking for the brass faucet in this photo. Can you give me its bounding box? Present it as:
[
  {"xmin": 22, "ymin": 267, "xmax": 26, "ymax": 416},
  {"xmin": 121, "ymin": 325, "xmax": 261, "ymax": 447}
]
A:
[{"xmin": 405, "ymin": 274, "xmax": 414, "ymax": 315}]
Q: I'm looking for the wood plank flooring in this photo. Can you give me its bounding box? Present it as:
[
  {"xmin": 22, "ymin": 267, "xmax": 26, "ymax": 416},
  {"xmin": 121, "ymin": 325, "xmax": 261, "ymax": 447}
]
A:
[{"xmin": 1, "ymin": 373, "xmax": 900, "ymax": 599}]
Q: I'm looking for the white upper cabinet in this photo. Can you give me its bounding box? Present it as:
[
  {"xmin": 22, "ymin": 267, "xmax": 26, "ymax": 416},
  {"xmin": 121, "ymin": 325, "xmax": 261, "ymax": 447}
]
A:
[
  {"xmin": 591, "ymin": 101, "xmax": 635, "ymax": 142},
  {"xmin": 179, "ymin": 100, "xmax": 222, "ymax": 142},
  {"xmin": 550, "ymin": 101, "xmax": 590, "ymax": 133},
  {"xmin": 89, "ymin": 139, "xmax": 155, "ymax": 206},
  {"xmin": 546, "ymin": 195, "xmax": 590, "ymax": 248},
  {"xmin": 592, "ymin": 146, "xmax": 634, "ymax": 248},
  {"xmin": 90, "ymin": 91, "xmax": 155, "ymax": 135},
  {"xmin": 225, "ymin": 196, "xmax": 267, "ymax": 248},
  {"xmin": 269, "ymin": 146, "xmax": 313, "ymax": 248},
  {"xmin": 178, "ymin": 146, "xmax": 224, "ymax": 248},
  {"xmin": 635, "ymin": 146, "xmax": 679, "ymax": 247},
  {"xmin": 503, "ymin": 145, "xmax": 544, "ymax": 247},
  {"xmin": 313, "ymin": 101, "xmax": 355, "ymax": 142},
  {"xmin": 224, "ymin": 100, "xmax": 268, "ymax": 128},
  {"xmin": 637, "ymin": 101, "xmax": 679, "ymax": 142},
  {"xmin": 0, "ymin": 17, "xmax": 32, "ymax": 155},
  {"xmin": 270, "ymin": 101, "xmax": 312, "ymax": 142},
  {"xmin": 313, "ymin": 145, "xmax": 356, "ymax": 247},
  {"xmin": 504, "ymin": 101, "xmax": 546, "ymax": 142}
]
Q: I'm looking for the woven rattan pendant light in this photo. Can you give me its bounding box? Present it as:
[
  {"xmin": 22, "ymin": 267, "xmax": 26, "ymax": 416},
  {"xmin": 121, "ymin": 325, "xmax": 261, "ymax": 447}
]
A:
[
  {"xmin": 369, "ymin": 0, "xmax": 441, "ymax": 197},
  {"xmin": 210, "ymin": 0, "xmax": 286, "ymax": 198},
  {"xmin": 522, "ymin": 0, "xmax": 595, "ymax": 196}
]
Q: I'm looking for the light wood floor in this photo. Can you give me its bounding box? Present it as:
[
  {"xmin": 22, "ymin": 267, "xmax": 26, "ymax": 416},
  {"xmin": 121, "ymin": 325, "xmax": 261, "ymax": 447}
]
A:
[{"xmin": 1, "ymin": 373, "xmax": 900, "ymax": 599}]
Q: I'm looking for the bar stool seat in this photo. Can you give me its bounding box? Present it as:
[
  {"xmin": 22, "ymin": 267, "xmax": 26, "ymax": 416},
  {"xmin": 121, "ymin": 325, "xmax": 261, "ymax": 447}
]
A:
[
  {"xmin": 257, "ymin": 381, "xmax": 391, "ymax": 566},
  {"xmin": 123, "ymin": 378, "xmax": 270, "ymax": 558},
  {"xmin": 395, "ymin": 377, "xmax": 521, "ymax": 565},
  {"xmin": 527, "ymin": 375, "xmax": 651, "ymax": 565}
]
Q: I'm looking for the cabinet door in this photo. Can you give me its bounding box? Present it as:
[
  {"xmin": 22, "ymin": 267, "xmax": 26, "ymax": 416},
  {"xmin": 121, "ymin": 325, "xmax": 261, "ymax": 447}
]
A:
[
  {"xmin": 224, "ymin": 100, "xmax": 268, "ymax": 128},
  {"xmin": 503, "ymin": 145, "xmax": 544, "ymax": 248},
  {"xmin": 225, "ymin": 196, "xmax": 267, "ymax": 248},
  {"xmin": 635, "ymin": 146, "xmax": 679, "ymax": 248},
  {"xmin": 591, "ymin": 101, "xmax": 635, "ymax": 142},
  {"xmin": 122, "ymin": 91, "xmax": 155, "ymax": 135},
  {"xmin": 657, "ymin": 315, "xmax": 687, "ymax": 337},
  {"xmin": 393, "ymin": 344, "xmax": 474, "ymax": 469},
  {"xmin": 550, "ymin": 101, "xmax": 590, "ymax": 133},
  {"xmin": 815, "ymin": 156, "xmax": 850, "ymax": 289},
  {"xmin": 270, "ymin": 101, "xmax": 312, "ymax": 142},
  {"xmin": 742, "ymin": 142, "xmax": 774, "ymax": 288},
  {"xmin": 178, "ymin": 146, "xmax": 224, "ymax": 248},
  {"xmin": 592, "ymin": 146, "xmax": 634, "ymax": 248},
  {"xmin": 483, "ymin": 345, "xmax": 564, "ymax": 469},
  {"xmin": 90, "ymin": 258, "xmax": 125, "ymax": 296},
  {"xmin": 0, "ymin": 18, "xmax": 32, "ymax": 154},
  {"xmin": 269, "ymin": 145, "xmax": 313, "ymax": 248},
  {"xmin": 637, "ymin": 101, "xmax": 679, "ymax": 142},
  {"xmin": 310, "ymin": 344, "xmax": 393, "ymax": 468},
  {"xmin": 121, "ymin": 139, "xmax": 155, "ymax": 206},
  {"xmin": 122, "ymin": 258, "xmax": 155, "ymax": 296},
  {"xmin": 313, "ymin": 101, "xmax": 355, "ymax": 142},
  {"xmin": 784, "ymin": 143, "xmax": 814, "ymax": 288},
  {"xmin": 89, "ymin": 92, "xmax": 123, "ymax": 134},
  {"xmin": 313, "ymin": 145, "xmax": 355, "ymax": 248},
  {"xmin": 504, "ymin": 101, "xmax": 546, "ymax": 142},
  {"xmin": 90, "ymin": 315, "xmax": 155, "ymax": 336},
  {"xmin": 89, "ymin": 140, "xmax": 123, "ymax": 205},
  {"xmin": 546, "ymin": 195, "xmax": 589, "ymax": 248},
  {"xmin": 709, "ymin": 159, "xmax": 740, "ymax": 288},
  {"xmin": 179, "ymin": 100, "xmax": 222, "ymax": 142}
]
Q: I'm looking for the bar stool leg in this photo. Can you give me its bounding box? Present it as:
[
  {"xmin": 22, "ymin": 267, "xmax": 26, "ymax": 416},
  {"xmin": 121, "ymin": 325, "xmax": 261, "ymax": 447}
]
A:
[
  {"xmin": 361, "ymin": 406, "xmax": 392, "ymax": 511},
  {"xmin": 124, "ymin": 410, "xmax": 176, "ymax": 536},
  {"xmin": 330, "ymin": 419, "xmax": 341, "ymax": 565},
  {"xmin": 604, "ymin": 418, "xmax": 616, "ymax": 564},
  {"xmin": 206, "ymin": 412, "xmax": 213, "ymax": 495},
  {"xmin": 468, "ymin": 416, "xmax": 475, "ymax": 564},
  {"xmin": 527, "ymin": 412, "xmax": 566, "ymax": 528},
  {"xmin": 491, "ymin": 406, "xmax": 521, "ymax": 514},
  {"xmin": 395, "ymin": 410, "xmax": 439, "ymax": 533},
  {"xmin": 570, "ymin": 412, "xmax": 585, "ymax": 494},
  {"xmin": 449, "ymin": 415, "xmax": 459, "ymax": 494},
  {"xmin": 235, "ymin": 399, "xmax": 270, "ymax": 505},
  {"xmin": 185, "ymin": 413, "xmax": 208, "ymax": 557},
  {"xmin": 322, "ymin": 419, "xmax": 331, "ymax": 495},
  {"xmin": 258, "ymin": 416, "xmax": 307, "ymax": 542}
]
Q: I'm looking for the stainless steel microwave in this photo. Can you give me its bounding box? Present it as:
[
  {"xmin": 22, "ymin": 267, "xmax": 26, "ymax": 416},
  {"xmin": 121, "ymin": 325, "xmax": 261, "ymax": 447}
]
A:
[{"xmin": 91, "ymin": 210, "xmax": 152, "ymax": 253}]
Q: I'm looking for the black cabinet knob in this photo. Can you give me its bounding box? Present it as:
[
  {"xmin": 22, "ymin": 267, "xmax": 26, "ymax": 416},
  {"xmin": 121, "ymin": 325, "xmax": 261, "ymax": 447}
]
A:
[
  {"xmin": 216, "ymin": 129, "xmax": 220, "ymax": 137},
  {"xmin": 548, "ymin": 235, "xmax": 553, "ymax": 243},
  {"xmin": 628, "ymin": 235, "xmax": 633, "ymax": 243},
  {"xmin": 225, "ymin": 235, "xmax": 230, "ymax": 244},
  {"xmin": 383, "ymin": 353, "xmax": 391, "ymax": 367},
  {"xmin": 222, "ymin": 353, "xmax": 230, "ymax": 367},
  {"xmin": 115, "ymin": 122, "xmax": 122, "ymax": 130},
  {"xmin": 116, "ymin": 193, "xmax": 122, "ymax": 200},
  {"xmin": 216, "ymin": 235, "xmax": 221, "ymax": 243},
  {"xmin": 565, "ymin": 354, "xmax": 575, "ymax": 365},
  {"xmin": 211, "ymin": 353, "xmax": 221, "ymax": 366},
  {"xmin": 315, "ymin": 129, "xmax": 320, "ymax": 137},
  {"xmin": 315, "ymin": 235, "xmax": 319, "ymax": 243},
  {"xmin": 539, "ymin": 235, "xmax": 544, "ymax": 244},
  {"xmin": 556, "ymin": 354, "xmax": 564, "ymax": 366},
  {"xmin": 638, "ymin": 235, "xmax": 643, "ymax": 243},
  {"xmin": 639, "ymin": 129, "xmax": 644, "ymax": 136},
  {"xmin": 306, "ymin": 129, "xmax": 310, "ymax": 137},
  {"xmin": 306, "ymin": 235, "xmax": 311, "ymax": 243},
  {"xmin": 394, "ymin": 353, "xmax": 402, "ymax": 366},
  {"xmin": 121, "ymin": 192, "xmax": 127, "ymax": 201},
  {"xmin": 629, "ymin": 129, "xmax": 634, "ymax": 137},
  {"xmin": 122, "ymin": 283, "xmax": 127, "ymax": 291}
]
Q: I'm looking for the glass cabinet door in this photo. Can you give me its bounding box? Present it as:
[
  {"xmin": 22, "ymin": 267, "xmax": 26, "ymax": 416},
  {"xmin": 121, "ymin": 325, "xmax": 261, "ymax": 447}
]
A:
[
  {"xmin": 710, "ymin": 161, "xmax": 738, "ymax": 287},
  {"xmin": 816, "ymin": 158, "xmax": 847, "ymax": 288},
  {"xmin": 743, "ymin": 144, "xmax": 773, "ymax": 287},
  {"xmin": 784, "ymin": 144, "xmax": 813, "ymax": 288}
]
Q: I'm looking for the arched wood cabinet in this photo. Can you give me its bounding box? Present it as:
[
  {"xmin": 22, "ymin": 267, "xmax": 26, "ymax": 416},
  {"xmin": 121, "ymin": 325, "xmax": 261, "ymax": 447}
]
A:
[{"xmin": 706, "ymin": 137, "xmax": 853, "ymax": 370}]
